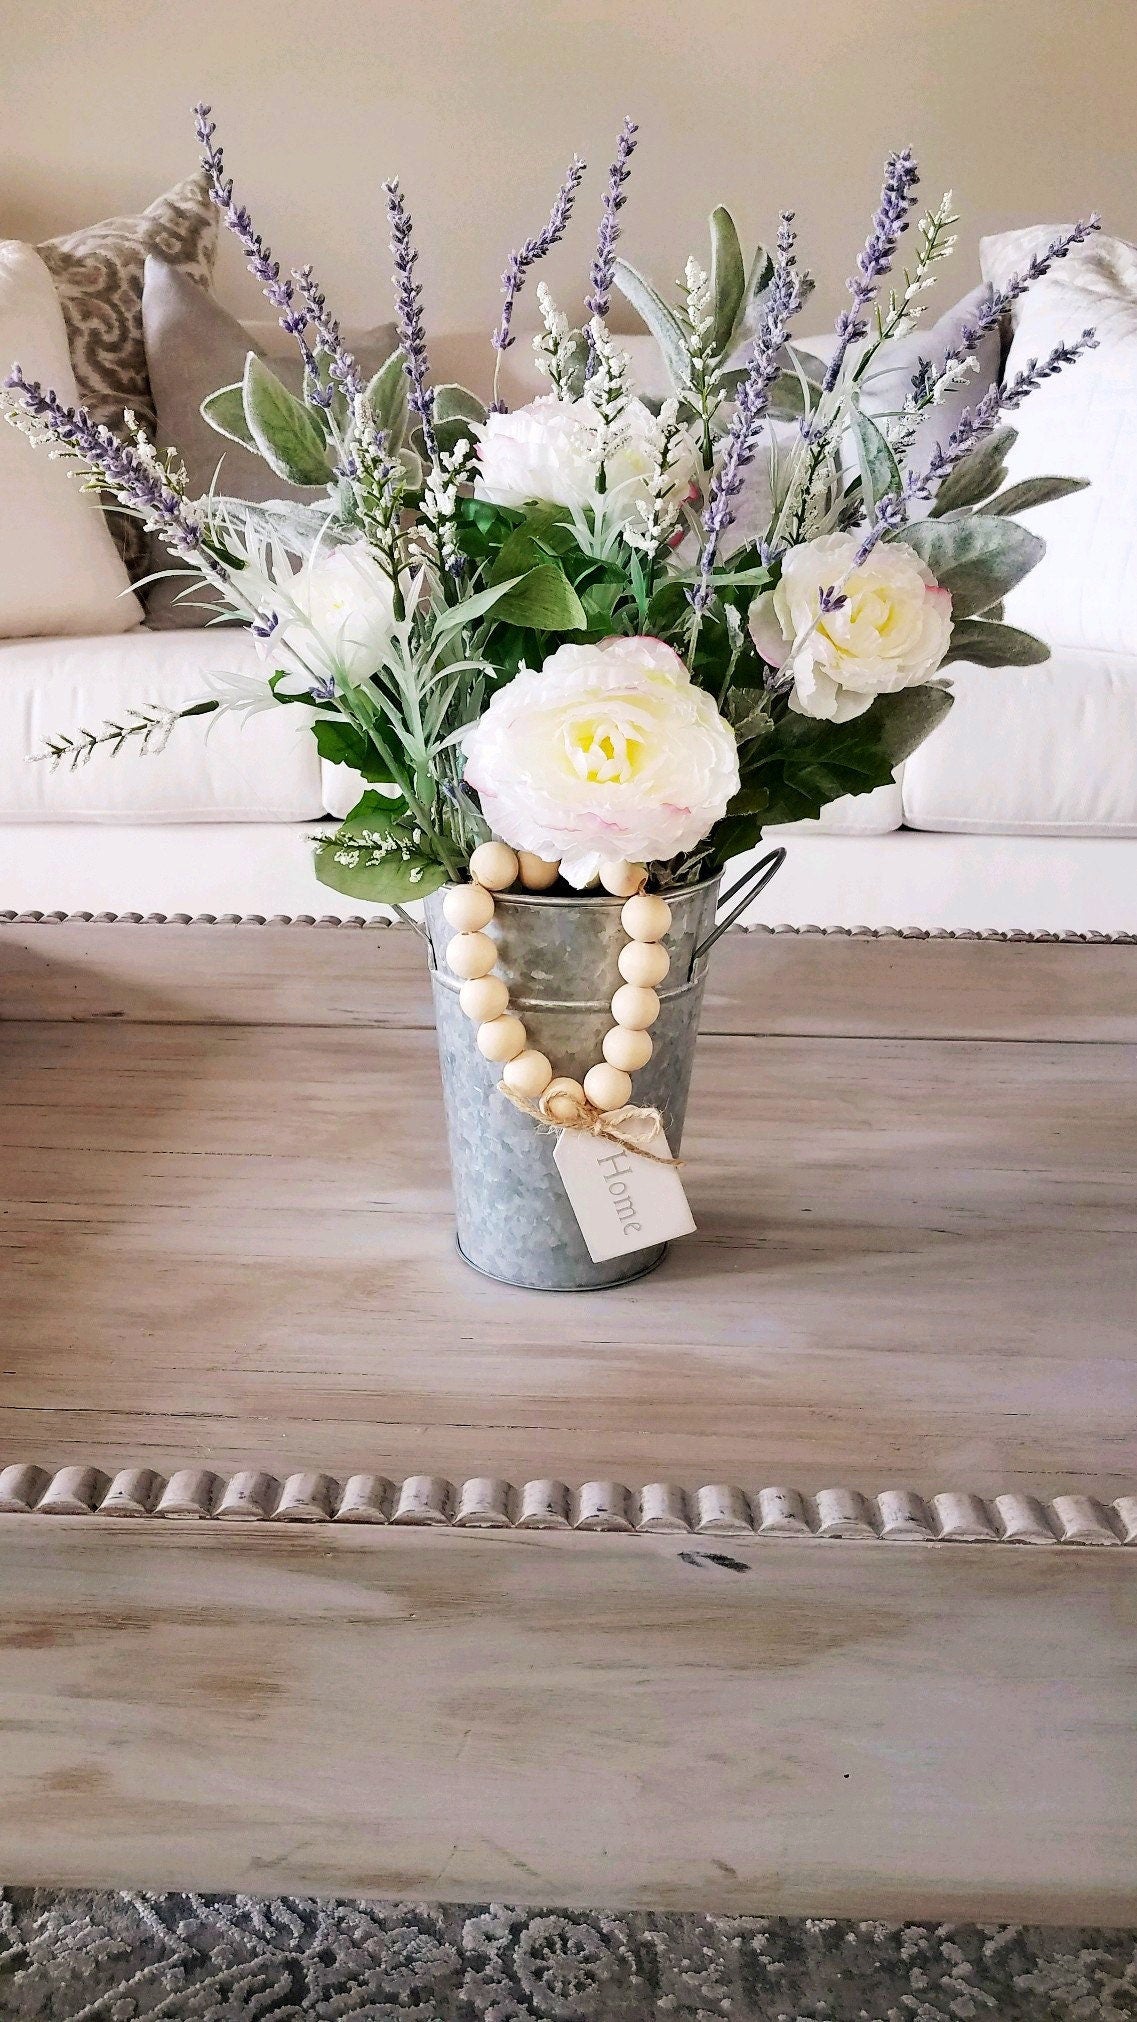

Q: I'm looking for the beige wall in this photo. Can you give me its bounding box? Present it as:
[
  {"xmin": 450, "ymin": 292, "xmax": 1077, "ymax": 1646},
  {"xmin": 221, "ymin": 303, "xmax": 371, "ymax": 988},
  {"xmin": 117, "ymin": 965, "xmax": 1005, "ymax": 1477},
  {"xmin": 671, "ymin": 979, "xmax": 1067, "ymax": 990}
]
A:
[{"xmin": 3, "ymin": 0, "xmax": 1133, "ymax": 351}]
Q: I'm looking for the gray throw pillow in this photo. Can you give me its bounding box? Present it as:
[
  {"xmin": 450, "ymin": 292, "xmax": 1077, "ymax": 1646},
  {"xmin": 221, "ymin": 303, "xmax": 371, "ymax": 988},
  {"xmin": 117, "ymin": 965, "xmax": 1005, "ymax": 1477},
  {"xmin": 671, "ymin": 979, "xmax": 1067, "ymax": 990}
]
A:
[
  {"xmin": 142, "ymin": 257, "xmax": 397, "ymax": 628},
  {"xmin": 857, "ymin": 283, "xmax": 1003, "ymax": 507}
]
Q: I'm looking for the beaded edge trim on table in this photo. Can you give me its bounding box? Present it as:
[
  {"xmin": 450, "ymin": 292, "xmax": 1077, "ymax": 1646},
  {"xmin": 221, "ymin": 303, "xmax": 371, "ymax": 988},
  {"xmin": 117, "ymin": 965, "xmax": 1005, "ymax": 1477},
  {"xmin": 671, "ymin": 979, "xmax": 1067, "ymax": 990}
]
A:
[
  {"xmin": 1, "ymin": 911, "xmax": 1135, "ymax": 942},
  {"xmin": 1, "ymin": 1466, "xmax": 1134, "ymax": 1545}
]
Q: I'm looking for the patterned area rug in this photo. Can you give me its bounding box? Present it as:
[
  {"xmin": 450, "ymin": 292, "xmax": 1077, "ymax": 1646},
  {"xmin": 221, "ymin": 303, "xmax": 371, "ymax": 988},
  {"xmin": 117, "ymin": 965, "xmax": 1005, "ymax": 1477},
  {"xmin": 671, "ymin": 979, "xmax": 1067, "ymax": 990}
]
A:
[{"xmin": 1, "ymin": 1893, "xmax": 1136, "ymax": 2019}]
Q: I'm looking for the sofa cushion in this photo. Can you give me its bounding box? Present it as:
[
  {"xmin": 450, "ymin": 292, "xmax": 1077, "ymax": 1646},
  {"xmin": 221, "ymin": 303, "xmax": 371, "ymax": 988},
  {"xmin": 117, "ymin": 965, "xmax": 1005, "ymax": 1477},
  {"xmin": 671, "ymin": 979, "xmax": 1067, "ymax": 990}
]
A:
[
  {"xmin": 1, "ymin": 632, "xmax": 323, "ymax": 822},
  {"xmin": 37, "ymin": 172, "xmax": 219, "ymax": 577},
  {"xmin": 0, "ymin": 244, "xmax": 143, "ymax": 640},
  {"xmin": 902, "ymin": 647, "xmax": 1137, "ymax": 836},
  {"xmin": 146, "ymin": 264, "xmax": 397, "ymax": 627},
  {"xmin": 980, "ymin": 226, "xmax": 1137, "ymax": 660}
]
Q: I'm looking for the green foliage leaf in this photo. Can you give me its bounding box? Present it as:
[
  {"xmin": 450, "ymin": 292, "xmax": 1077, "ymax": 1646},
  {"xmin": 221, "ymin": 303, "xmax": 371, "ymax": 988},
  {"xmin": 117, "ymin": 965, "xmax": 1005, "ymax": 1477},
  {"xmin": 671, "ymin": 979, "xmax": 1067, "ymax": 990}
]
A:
[
  {"xmin": 365, "ymin": 349, "xmax": 409, "ymax": 447},
  {"xmin": 612, "ymin": 258, "xmax": 692, "ymax": 393},
  {"xmin": 311, "ymin": 720, "xmax": 396, "ymax": 779},
  {"xmin": 942, "ymin": 618, "xmax": 1051, "ymax": 667},
  {"xmin": 489, "ymin": 564, "xmax": 587, "ymax": 631},
  {"xmin": 242, "ymin": 353, "xmax": 333, "ymax": 487},
  {"xmin": 928, "ymin": 427, "xmax": 1018, "ymax": 517},
  {"xmin": 201, "ymin": 379, "xmax": 255, "ymax": 449},
  {"xmin": 897, "ymin": 514, "xmax": 1045, "ymax": 618},
  {"xmin": 849, "ymin": 404, "xmax": 901, "ymax": 515},
  {"xmin": 988, "ymin": 475, "xmax": 1090, "ymax": 516},
  {"xmin": 715, "ymin": 686, "xmax": 954, "ymax": 854},
  {"xmin": 312, "ymin": 791, "xmax": 446, "ymax": 903},
  {"xmin": 709, "ymin": 206, "xmax": 746, "ymax": 356},
  {"xmin": 486, "ymin": 529, "xmax": 553, "ymax": 587}
]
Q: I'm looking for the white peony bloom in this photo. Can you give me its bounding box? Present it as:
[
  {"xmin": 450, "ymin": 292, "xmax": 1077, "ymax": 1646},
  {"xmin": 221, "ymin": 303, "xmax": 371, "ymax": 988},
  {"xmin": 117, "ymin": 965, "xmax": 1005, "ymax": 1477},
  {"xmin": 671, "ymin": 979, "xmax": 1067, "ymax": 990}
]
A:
[
  {"xmin": 474, "ymin": 395, "xmax": 697, "ymax": 543},
  {"xmin": 261, "ymin": 541, "xmax": 397, "ymax": 689},
  {"xmin": 748, "ymin": 532, "xmax": 952, "ymax": 721},
  {"xmin": 461, "ymin": 636, "xmax": 740, "ymax": 887}
]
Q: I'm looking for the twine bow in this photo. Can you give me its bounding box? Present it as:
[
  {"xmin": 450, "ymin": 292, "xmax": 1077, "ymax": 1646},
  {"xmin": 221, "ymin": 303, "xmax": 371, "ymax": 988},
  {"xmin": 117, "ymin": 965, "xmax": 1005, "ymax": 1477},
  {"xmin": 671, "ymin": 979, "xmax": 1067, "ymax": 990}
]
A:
[{"xmin": 499, "ymin": 1083, "xmax": 683, "ymax": 1165}]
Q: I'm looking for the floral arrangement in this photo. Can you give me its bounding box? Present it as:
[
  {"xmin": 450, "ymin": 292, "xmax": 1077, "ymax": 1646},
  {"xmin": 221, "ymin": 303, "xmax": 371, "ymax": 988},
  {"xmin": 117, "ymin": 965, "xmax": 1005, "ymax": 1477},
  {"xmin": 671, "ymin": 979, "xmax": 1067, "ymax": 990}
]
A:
[{"xmin": 5, "ymin": 109, "xmax": 1099, "ymax": 919}]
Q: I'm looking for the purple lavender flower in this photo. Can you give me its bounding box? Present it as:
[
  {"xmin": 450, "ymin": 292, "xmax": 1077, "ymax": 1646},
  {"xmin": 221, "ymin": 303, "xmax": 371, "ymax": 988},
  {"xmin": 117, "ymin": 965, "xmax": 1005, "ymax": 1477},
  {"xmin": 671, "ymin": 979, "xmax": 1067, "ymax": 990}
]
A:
[
  {"xmin": 958, "ymin": 217, "xmax": 1100, "ymax": 352},
  {"xmin": 291, "ymin": 265, "xmax": 364, "ymax": 405},
  {"xmin": 693, "ymin": 213, "xmax": 805, "ymax": 614},
  {"xmin": 586, "ymin": 117, "xmax": 639, "ymax": 324},
  {"xmin": 856, "ymin": 325, "xmax": 1099, "ymax": 562},
  {"xmin": 5, "ymin": 368, "xmax": 203, "ymax": 553},
  {"xmin": 492, "ymin": 154, "xmax": 587, "ymax": 356},
  {"xmin": 817, "ymin": 584, "xmax": 848, "ymax": 614},
  {"xmin": 383, "ymin": 176, "xmax": 437, "ymax": 462},
  {"xmin": 823, "ymin": 148, "xmax": 921, "ymax": 395}
]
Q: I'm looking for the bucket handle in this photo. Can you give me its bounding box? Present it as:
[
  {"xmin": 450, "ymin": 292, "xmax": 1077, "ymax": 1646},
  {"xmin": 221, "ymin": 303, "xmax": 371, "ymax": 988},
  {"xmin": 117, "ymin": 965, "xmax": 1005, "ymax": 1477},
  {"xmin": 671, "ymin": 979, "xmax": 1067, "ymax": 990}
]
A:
[
  {"xmin": 690, "ymin": 846, "xmax": 787, "ymax": 969},
  {"xmin": 390, "ymin": 902, "xmax": 431, "ymax": 948}
]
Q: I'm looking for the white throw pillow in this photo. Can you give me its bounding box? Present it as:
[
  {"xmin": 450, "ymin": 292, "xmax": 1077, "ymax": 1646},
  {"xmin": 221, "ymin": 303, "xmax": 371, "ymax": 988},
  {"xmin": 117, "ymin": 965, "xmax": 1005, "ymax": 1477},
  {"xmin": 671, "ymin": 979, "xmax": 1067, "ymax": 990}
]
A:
[
  {"xmin": 0, "ymin": 242, "xmax": 142, "ymax": 638},
  {"xmin": 979, "ymin": 226, "xmax": 1137, "ymax": 657}
]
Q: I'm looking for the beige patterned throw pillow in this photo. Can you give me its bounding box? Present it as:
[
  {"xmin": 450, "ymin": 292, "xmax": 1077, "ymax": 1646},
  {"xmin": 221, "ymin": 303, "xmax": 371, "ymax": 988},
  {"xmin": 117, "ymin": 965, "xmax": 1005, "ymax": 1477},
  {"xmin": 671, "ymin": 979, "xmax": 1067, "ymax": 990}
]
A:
[{"xmin": 38, "ymin": 172, "xmax": 218, "ymax": 573}]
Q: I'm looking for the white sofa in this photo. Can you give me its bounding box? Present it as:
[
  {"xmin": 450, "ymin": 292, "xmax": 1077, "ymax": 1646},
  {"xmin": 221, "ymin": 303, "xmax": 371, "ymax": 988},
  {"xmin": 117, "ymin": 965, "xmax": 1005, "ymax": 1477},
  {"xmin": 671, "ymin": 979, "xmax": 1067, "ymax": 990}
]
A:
[{"xmin": 4, "ymin": 285, "xmax": 1136, "ymax": 935}]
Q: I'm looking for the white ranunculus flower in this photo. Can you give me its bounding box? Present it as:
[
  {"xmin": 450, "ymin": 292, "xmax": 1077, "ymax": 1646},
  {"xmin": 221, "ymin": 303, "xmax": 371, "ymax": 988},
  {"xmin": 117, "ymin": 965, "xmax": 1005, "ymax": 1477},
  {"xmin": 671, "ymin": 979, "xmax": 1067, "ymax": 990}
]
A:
[
  {"xmin": 461, "ymin": 636, "xmax": 740, "ymax": 887},
  {"xmin": 474, "ymin": 395, "xmax": 697, "ymax": 543},
  {"xmin": 262, "ymin": 541, "xmax": 397, "ymax": 688},
  {"xmin": 748, "ymin": 532, "xmax": 953, "ymax": 721}
]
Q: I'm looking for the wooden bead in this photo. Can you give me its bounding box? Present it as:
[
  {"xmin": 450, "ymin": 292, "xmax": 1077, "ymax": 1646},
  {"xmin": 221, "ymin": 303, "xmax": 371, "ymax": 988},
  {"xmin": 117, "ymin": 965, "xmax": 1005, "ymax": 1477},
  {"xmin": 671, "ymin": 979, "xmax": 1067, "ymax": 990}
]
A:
[
  {"xmin": 598, "ymin": 859, "xmax": 647, "ymax": 898},
  {"xmin": 603, "ymin": 1024, "xmax": 653, "ymax": 1071},
  {"xmin": 611, "ymin": 983, "xmax": 660, "ymax": 1030},
  {"xmin": 477, "ymin": 1014, "xmax": 527, "ymax": 1062},
  {"xmin": 459, "ymin": 975, "xmax": 509, "ymax": 1022},
  {"xmin": 584, "ymin": 1063, "xmax": 633, "ymax": 1112},
  {"xmin": 621, "ymin": 893, "xmax": 672, "ymax": 941},
  {"xmin": 469, "ymin": 841, "xmax": 519, "ymax": 891},
  {"xmin": 618, "ymin": 939, "xmax": 670, "ymax": 988},
  {"xmin": 502, "ymin": 1049, "xmax": 554, "ymax": 1098},
  {"xmin": 446, "ymin": 931, "xmax": 497, "ymax": 980},
  {"xmin": 443, "ymin": 883, "xmax": 495, "ymax": 932},
  {"xmin": 517, "ymin": 852, "xmax": 560, "ymax": 891},
  {"xmin": 542, "ymin": 1076, "xmax": 587, "ymax": 1123}
]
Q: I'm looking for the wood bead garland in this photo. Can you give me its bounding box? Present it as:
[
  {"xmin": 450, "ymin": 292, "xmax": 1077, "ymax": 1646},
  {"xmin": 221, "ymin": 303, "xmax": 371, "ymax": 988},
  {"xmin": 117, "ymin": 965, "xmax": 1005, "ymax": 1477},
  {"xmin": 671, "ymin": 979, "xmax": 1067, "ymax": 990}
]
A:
[{"xmin": 445, "ymin": 852, "xmax": 675, "ymax": 1119}]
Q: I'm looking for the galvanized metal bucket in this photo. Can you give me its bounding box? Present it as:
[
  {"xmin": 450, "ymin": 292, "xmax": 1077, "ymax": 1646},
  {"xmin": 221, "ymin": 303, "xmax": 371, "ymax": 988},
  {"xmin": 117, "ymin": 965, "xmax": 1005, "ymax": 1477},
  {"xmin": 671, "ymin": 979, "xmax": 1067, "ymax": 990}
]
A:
[{"xmin": 419, "ymin": 850, "xmax": 785, "ymax": 1292}]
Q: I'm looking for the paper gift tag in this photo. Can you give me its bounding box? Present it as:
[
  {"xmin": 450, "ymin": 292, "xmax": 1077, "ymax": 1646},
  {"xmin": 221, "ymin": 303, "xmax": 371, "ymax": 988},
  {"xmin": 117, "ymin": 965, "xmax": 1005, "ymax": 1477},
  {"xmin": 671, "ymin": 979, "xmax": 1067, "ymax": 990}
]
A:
[{"xmin": 553, "ymin": 1127, "xmax": 696, "ymax": 1262}]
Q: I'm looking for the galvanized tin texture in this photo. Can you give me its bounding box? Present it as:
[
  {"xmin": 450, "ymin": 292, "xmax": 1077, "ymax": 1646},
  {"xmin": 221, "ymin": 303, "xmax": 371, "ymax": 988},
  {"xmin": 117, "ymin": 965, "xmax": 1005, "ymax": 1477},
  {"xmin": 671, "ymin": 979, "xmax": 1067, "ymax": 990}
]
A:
[{"xmin": 424, "ymin": 879, "xmax": 721, "ymax": 1291}]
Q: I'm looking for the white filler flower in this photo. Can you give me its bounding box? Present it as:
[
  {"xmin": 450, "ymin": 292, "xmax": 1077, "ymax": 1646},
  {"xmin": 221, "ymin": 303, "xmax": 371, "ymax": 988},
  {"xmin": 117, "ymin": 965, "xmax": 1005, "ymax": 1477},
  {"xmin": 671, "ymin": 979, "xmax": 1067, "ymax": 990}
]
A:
[
  {"xmin": 748, "ymin": 532, "xmax": 952, "ymax": 721},
  {"xmin": 462, "ymin": 636, "xmax": 740, "ymax": 887},
  {"xmin": 474, "ymin": 395, "xmax": 696, "ymax": 543}
]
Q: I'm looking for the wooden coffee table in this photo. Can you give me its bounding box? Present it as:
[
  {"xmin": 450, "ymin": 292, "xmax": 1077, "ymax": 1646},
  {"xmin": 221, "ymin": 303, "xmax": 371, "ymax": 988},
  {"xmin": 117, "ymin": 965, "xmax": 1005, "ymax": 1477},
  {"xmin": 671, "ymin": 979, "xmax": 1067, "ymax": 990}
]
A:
[{"xmin": 1, "ymin": 913, "xmax": 1134, "ymax": 1922}]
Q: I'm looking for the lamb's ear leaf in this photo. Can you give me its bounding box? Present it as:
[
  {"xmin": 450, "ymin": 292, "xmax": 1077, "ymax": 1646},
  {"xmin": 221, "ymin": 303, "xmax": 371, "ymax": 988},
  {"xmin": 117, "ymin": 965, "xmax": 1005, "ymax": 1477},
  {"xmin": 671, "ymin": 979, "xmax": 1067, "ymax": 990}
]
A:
[
  {"xmin": 730, "ymin": 241, "xmax": 775, "ymax": 343},
  {"xmin": 613, "ymin": 257, "xmax": 692, "ymax": 393},
  {"xmin": 927, "ymin": 426, "xmax": 1018, "ymax": 516},
  {"xmin": 849, "ymin": 404, "xmax": 902, "ymax": 515},
  {"xmin": 431, "ymin": 383, "xmax": 488, "ymax": 456},
  {"xmin": 242, "ymin": 353, "xmax": 333, "ymax": 487},
  {"xmin": 709, "ymin": 207, "xmax": 746, "ymax": 356},
  {"xmin": 942, "ymin": 618, "xmax": 1051, "ymax": 666},
  {"xmin": 987, "ymin": 475, "xmax": 1090, "ymax": 516},
  {"xmin": 201, "ymin": 379, "xmax": 256, "ymax": 449},
  {"xmin": 897, "ymin": 513, "xmax": 1045, "ymax": 617},
  {"xmin": 365, "ymin": 349, "xmax": 409, "ymax": 447},
  {"xmin": 870, "ymin": 683, "xmax": 956, "ymax": 764}
]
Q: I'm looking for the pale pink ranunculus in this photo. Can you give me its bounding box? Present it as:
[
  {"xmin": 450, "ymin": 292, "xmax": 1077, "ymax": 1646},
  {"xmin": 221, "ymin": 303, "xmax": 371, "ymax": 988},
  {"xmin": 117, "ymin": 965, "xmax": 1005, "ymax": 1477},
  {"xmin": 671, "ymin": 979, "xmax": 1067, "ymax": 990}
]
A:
[
  {"xmin": 748, "ymin": 531, "xmax": 952, "ymax": 721},
  {"xmin": 461, "ymin": 636, "xmax": 740, "ymax": 887}
]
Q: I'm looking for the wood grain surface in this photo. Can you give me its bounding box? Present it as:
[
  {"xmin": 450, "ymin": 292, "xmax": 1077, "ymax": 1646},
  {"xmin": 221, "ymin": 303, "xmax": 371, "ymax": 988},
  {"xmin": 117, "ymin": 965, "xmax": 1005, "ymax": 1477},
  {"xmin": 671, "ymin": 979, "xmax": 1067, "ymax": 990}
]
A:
[
  {"xmin": 1, "ymin": 1521, "xmax": 1134, "ymax": 1920},
  {"xmin": 1, "ymin": 921, "xmax": 1134, "ymax": 1917},
  {"xmin": 1, "ymin": 1010, "xmax": 1135, "ymax": 1496}
]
